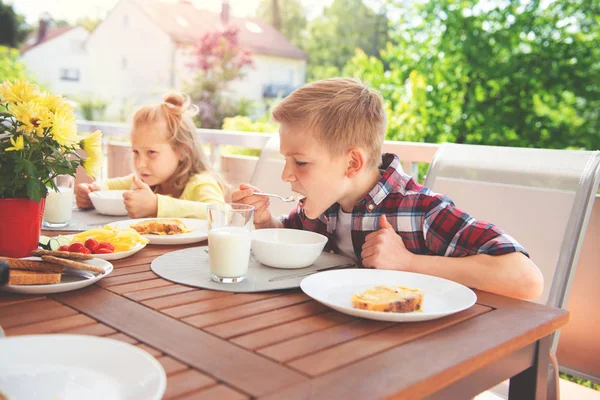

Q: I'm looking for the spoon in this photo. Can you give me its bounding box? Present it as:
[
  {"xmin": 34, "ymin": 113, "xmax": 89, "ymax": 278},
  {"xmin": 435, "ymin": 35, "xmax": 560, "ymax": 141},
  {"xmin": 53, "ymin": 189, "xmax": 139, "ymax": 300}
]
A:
[{"xmin": 253, "ymin": 192, "xmax": 301, "ymax": 202}]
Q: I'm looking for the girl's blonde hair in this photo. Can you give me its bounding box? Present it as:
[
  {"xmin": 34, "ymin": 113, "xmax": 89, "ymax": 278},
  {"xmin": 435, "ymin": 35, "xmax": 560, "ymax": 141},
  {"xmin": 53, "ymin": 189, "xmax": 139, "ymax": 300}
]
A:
[
  {"xmin": 272, "ymin": 77, "xmax": 387, "ymax": 168},
  {"xmin": 132, "ymin": 92, "xmax": 230, "ymax": 198}
]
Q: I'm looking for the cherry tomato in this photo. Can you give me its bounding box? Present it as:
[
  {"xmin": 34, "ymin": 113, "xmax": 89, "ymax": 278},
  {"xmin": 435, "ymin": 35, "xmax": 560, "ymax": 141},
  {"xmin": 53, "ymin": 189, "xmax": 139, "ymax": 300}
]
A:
[
  {"xmin": 81, "ymin": 247, "xmax": 92, "ymax": 254},
  {"xmin": 94, "ymin": 247, "xmax": 114, "ymax": 254},
  {"xmin": 85, "ymin": 238, "xmax": 100, "ymax": 253},
  {"xmin": 68, "ymin": 242, "xmax": 86, "ymax": 253},
  {"xmin": 98, "ymin": 242, "xmax": 115, "ymax": 252},
  {"xmin": 58, "ymin": 244, "xmax": 70, "ymax": 252}
]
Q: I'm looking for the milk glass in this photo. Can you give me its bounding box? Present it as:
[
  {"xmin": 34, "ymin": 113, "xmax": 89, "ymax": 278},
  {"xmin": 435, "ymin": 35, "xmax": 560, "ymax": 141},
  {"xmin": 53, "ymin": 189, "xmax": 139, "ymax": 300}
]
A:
[
  {"xmin": 207, "ymin": 203, "xmax": 254, "ymax": 283},
  {"xmin": 43, "ymin": 175, "xmax": 75, "ymax": 228}
]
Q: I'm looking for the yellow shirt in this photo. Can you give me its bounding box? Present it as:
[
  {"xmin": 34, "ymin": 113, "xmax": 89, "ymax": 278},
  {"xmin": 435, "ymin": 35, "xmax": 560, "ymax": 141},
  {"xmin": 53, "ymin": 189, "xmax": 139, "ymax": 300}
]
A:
[{"xmin": 99, "ymin": 173, "xmax": 225, "ymax": 219}]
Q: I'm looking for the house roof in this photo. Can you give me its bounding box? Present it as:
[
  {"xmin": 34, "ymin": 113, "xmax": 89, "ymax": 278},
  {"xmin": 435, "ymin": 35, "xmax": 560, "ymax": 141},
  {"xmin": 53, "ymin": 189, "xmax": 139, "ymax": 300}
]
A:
[
  {"xmin": 131, "ymin": 0, "xmax": 308, "ymax": 60},
  {"xmin": 22, "ymin": 26, "xmax": 78, "ymax": 54}
]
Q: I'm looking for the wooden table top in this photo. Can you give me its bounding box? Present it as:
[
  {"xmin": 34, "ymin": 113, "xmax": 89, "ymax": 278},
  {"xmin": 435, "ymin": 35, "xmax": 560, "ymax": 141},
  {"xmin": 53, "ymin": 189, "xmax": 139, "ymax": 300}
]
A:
[{"xmin": 0, "ymin": 240, "xmax": 569, "ymax": 400}]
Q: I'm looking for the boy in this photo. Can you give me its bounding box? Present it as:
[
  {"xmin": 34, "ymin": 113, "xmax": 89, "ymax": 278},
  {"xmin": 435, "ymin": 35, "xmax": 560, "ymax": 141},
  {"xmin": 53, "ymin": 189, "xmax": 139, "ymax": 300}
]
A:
[{"xmin": 232, "ymin": 78, "xmax": 543, "ymax": 300}]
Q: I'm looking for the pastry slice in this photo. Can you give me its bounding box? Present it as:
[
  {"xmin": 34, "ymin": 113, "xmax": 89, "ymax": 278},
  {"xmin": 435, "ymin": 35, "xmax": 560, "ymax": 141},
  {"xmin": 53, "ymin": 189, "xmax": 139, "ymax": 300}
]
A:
[
  {"xmin": 130, "ymin": 219, "xmax": 191, "ymax": 235},
  {"xmin": 351, "ymin": 285, "xmax": 424, "ymax": 313}
]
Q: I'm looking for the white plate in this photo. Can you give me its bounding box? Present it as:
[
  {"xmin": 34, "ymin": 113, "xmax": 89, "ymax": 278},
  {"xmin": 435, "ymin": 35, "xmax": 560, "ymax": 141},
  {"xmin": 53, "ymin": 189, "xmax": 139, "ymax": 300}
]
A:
[
  {"xmin": 107, "ymin": 218, "xmax": 208, "ymax": 245},
  {"xmin": 1, "ymin": 258, "xmax": 113, "ymax": 294},
  {"xmin": 61, "ymin": 234, "xmax": 146, "ymax": 261},
  {"xmin": 301, "ymin": 269, "xmax": 477, "ymax": 322},
  {"xmin": 0, "ymin": 334, "xmax": 166, "ymax": 400}
]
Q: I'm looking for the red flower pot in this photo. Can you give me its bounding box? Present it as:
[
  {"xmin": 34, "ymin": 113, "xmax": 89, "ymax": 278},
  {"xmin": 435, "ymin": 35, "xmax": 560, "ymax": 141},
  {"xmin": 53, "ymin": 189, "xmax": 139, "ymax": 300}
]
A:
[{"xmin": 0, "ymin": 198, "xmax": 46, "ymax": 258}]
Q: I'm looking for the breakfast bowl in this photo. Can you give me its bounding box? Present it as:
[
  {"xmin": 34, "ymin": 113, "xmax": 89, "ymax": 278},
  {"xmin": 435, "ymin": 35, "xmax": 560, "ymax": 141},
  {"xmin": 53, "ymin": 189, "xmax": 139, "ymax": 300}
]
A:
[
  {"xmin": 251, "ymin": 228, "xmax": 328, "ymax": 269},
  {"xmin": 89, "ymin": 190, "xmax": 128, "ymax": 216}
]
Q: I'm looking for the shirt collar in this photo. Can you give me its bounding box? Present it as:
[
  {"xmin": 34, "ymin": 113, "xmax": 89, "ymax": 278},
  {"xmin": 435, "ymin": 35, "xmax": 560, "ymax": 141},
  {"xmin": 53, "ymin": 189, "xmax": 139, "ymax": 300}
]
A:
[{"xmin": 363, "ymin": 153, "xmax": 403, "ymax": 208}]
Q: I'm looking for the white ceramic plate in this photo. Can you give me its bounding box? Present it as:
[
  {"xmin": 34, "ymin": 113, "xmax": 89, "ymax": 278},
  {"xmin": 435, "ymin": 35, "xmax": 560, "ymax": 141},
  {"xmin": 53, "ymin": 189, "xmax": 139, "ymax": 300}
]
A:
[
  {"xmin": 107, "ymin": 218, "xmax": 208, "ymax": 245},
  {"xmin": 301, "ymin": 269, "xmax": 477, "ymax": 322},
  {"xmin": 0, "ymin": 334, "xmax": 166, "ymax": 400},
  {"xmin": 61, "ymin": 234, "xmax": 146, "ymax": 261},
  {"xmin": 1, "ymin": 258, "xmax": 113, "ymax": 294}
]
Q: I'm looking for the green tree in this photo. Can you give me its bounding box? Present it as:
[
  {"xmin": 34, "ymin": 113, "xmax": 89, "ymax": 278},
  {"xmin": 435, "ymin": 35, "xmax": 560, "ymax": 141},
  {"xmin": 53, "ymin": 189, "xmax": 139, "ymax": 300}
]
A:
[
  {"xmin": 0, "ymin": 46, "xmax": 30, "ymax": 82},
  {"xmin": 0, "ymin": 1, "xmax": 30, "ymax": 48},
  {"xmin": 303, "ymin": 0, "xmax": 389, "ymax": 80},
  {"xmin": 257, "ymin": 0, "xmax": 307, "ymax": 47},
  {"xmin": 345, "ymin": 0, "xmax": 600, "ymax": 150}
]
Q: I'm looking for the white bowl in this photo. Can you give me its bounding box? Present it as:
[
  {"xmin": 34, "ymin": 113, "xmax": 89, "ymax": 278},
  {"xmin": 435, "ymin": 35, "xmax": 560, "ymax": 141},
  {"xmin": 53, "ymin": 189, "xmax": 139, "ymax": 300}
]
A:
[
  {"xmin": 89, "ymin": 190, "xmax": 128, "ymax": 216},
  {"xmin": 251, "ymin": 228, "xmax": 328, "ymax": 269}
]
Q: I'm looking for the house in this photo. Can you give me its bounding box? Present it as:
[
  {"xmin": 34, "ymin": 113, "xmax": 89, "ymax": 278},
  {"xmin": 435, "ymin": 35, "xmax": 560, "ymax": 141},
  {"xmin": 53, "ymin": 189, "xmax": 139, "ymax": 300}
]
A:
[
  {"xmin": 20, "ymin": 21, "xmax": 90, "ymax": 99},
  {"xmin": 85, "ymin": 0, "xmax": 308, "ymax": 119}
]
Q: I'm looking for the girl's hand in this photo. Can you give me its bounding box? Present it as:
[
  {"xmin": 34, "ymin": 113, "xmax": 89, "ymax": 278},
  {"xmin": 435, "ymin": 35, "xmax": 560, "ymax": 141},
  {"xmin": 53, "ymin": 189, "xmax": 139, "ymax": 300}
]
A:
[
  {"xmin": 75, "ymin": 182, "xmax": 101, "ymax": 209},
  {"xmin": 123, "ymin": 176, "xmax": 158, "ymax": 218},
  {"xmin": 231, "ymin": 183, "xmax": 272, "ymax": 227}
]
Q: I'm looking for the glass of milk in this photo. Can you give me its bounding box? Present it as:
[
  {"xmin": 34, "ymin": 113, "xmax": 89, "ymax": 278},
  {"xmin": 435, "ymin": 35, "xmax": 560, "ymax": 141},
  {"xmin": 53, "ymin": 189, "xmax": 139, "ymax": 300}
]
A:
[
  {"xmin": 43, "ymin": 175, "xmax": 75, "ymax": 228},
  {"xmin": 207, "ymin": 203, "xmax": 255, "ymax": 283}
]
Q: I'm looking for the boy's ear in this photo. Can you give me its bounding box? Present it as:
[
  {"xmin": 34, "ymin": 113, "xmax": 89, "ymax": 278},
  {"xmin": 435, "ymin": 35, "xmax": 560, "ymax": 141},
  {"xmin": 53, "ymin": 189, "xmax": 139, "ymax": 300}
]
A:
[{"xmin": 346, "ymin": 147, "xmax": 367, "ymax": 178}]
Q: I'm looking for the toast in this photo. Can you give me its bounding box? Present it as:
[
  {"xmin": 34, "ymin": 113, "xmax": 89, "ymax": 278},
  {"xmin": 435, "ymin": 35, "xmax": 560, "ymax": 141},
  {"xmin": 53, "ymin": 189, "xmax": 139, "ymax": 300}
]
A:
[
  {"xmin": 0, "ymin": 257, "xmax": 63, "ymax": 273},
  {"xmin": 130, "ymin": 219, "xmax": 191, "ymax": 235},
  {"xmin": 31, "ymin": 249, "xmax": 94, "ymax": 260},
  {"xmin": 351, "ymin": 285, "xmax": 424, "ymax": 313},
  {"xmin": 8, "ymin": 269, "xmax": 62, "ymax": 285},
  {"xmin": 40, "ymin": 255, "xmax": 105, "ymax": 274}
]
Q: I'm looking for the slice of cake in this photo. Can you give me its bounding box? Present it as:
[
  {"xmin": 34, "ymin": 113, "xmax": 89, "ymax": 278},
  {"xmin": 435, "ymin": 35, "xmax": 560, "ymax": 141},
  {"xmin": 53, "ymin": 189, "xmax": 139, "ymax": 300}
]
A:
[{"xmin": 351, "ymin": 285, "xmax": 424, "ymax": 313}]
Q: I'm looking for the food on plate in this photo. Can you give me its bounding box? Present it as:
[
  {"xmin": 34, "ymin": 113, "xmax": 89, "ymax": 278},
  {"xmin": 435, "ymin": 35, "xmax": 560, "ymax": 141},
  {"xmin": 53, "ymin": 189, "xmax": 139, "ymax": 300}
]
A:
[
  {"xmin": 31, "ymin": 249, "xmax": 94, "ymax": 260},
  {"xmin": 8, "ymin": 269, "xmax": 62, "ymax": 285},
  {"xmin": 40, "ymin": 256, "xmax": 105, "ymax": 274},
  {"xmin": 72, "ymin": 226, "xmax": 149, "ymax": 252},
  {"xmin": 351, "ymin": 285, "xmax": 424, "ymax": 313},
  {"xmin": 38, "ymin": 234, "xmax": 71, "ymax": 251},
  {"xmin": 130, "ymin": 219, "xmax": 191, "ymax": 235},
  {"xmin": 1, "ymin": 257, "xmax": 63, "ymax": 273}
]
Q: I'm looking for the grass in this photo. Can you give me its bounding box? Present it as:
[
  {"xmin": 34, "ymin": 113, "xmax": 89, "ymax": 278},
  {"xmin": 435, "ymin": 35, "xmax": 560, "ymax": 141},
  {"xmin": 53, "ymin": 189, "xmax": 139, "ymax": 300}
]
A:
[{"xmin": 561, "ymin": 373, "xmax": 600, "ymax": 391}]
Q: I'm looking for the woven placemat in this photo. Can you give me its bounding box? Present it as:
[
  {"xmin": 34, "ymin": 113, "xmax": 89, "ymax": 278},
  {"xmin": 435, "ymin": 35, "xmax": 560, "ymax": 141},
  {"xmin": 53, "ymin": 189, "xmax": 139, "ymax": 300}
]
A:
[
  {"xmin": 151, "ymin": 246, "xmax": 356, "ymax": 293},
  {"xmin": 43, "ymin": 209, "xmax": 127, "ymax": 231}
]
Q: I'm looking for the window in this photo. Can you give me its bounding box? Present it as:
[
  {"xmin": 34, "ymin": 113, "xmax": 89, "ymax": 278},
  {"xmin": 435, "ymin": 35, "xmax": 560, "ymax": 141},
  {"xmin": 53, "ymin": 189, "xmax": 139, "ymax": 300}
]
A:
[
  {"xmin": 123, "ymin": 15, "xmax": 128, "ymax": 27},
  {"xmin": 122, "ymin": 57, "xmax": 127, "ymax": 69},
  {"xmin": 60, "ymin": 68, "xmax": 80, "ymax": 82}
]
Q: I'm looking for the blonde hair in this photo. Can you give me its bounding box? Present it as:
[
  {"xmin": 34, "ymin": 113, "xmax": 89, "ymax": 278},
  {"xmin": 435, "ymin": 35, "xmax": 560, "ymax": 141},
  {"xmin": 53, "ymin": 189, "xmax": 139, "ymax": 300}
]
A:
[
  {"xmin": 272, "ymin": 77, "xmax": 387, "ymax": 167},
  {"xmin": 132, "ymin": 92, "xmax": 230, "ymax": 198}
]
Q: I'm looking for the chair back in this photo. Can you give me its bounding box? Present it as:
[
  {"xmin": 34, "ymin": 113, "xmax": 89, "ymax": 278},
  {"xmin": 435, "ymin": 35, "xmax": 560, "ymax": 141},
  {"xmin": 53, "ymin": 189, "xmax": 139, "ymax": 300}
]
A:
[
  {"xmin": 424, "ymin": 143, "xmax": 600, "ymax": 352},
  {"xmin": 250, "ymin": 134, "xmax": 298, "ymax": 217}
]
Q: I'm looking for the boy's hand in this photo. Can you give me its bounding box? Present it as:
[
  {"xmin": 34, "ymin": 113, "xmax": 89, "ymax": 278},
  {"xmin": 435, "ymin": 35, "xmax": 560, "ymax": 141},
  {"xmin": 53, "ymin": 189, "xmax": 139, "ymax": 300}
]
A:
[
  {"xmin": 123, "ymin": 176, "xmax": 158, "ymax": 218},
  {"xmin": 75, "ymin": 182, "xmax": 101, "ymax": 209},
  {"xmin": 231, "ymin": 183, "xmax": 272, "ymax": 227},
  {"xmin": 361, "ymin": 215, "xmax": 414, "ymax": 270}
]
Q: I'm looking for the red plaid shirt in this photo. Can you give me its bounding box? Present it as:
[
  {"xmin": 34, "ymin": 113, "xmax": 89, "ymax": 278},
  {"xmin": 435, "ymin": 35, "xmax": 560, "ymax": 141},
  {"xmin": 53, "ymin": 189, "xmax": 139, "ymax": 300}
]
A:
[{"xmin": 281, "ymin": 153, "xmax": 527, "ymax": 261}]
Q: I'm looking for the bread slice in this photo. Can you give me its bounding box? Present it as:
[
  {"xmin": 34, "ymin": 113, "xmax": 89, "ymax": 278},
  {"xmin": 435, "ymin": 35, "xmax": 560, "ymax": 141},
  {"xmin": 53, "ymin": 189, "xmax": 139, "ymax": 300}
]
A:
[
  {"xmin": 0, "ymin": 257, "xmax": 63, "ymax": 273},
  {"xmin": 351, "ymin": 285, "xmax": 424, "ymax": 313},
  {"xmin": 130, "ymin": 219, "xmax": 190, "ymax": 235},
  {"xmin": 8, "ymin": 270, "xmax": 62, "ymax": 285}
]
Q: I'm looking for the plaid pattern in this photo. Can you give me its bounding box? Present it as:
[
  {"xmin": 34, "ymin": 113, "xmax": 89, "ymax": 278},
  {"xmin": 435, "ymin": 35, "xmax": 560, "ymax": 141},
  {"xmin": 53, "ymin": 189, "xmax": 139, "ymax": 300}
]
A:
[{"xmin": 281, "ymin": 153, "xmax": 528, "ymax": 260}]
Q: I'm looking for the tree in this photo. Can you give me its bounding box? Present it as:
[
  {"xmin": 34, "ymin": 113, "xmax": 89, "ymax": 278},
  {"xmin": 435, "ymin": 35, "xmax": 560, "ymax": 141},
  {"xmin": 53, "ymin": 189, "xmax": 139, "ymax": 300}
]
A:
[
  {"xmin": 256, "ymin": 0, "xmax": 307, "ymax": 47},
  {"xmin": 76, "ymin": 17, "xmax": 101, "ymax": 32},
  {"xmin": 303, "ymin": 0, "xmax": 389, "ymax": 80},
  {"xmin": 0, "ymin": 1, "xmax": 30, "ymax": 48},
  {"xmin": 185, "ymin": 26, "xmax": 254, "ymax": 129},
  {"xmin": 344, "ymin": 0, "xmax": 600, "ymax": 150},
  {"xmin": 0, "ymin": 46, "xmax": 31, "ymax": 82}
]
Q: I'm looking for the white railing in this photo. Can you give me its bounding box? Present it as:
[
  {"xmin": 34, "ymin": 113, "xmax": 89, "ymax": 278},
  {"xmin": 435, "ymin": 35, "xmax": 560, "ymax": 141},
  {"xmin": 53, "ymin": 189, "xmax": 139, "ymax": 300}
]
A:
[{"xmin": 77, "ymin": 120, "xmax": 440, "ymax": 178}]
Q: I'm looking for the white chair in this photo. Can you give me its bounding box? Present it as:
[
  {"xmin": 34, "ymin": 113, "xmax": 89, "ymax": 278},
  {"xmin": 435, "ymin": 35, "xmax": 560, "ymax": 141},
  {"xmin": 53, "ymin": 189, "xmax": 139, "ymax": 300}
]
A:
[
  {"xmin": 250, "ymin": 134, "xmax": 298, "ymax": 218},
  {"xmin": 423, "ymin": 143, "xmax": 600, "ymax": 399}
]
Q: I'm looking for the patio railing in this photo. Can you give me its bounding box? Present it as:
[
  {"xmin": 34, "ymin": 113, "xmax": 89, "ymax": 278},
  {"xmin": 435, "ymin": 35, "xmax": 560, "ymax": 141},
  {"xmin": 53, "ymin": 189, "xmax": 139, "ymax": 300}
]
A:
[{"xmin": 77, "ymin": 120, "xmax": 600, "ymax": 384}]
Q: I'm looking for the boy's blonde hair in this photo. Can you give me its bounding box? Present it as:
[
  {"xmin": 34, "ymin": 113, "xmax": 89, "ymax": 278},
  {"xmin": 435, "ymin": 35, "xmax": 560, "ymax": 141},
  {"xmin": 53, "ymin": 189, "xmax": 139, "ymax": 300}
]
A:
[
  {"xmin": 132, "ymin": 92, "xmax": 229, "ymax": 197},
  {"xmin": 272, "ymin": 77, "xmax": 387, "ymax": 167}
]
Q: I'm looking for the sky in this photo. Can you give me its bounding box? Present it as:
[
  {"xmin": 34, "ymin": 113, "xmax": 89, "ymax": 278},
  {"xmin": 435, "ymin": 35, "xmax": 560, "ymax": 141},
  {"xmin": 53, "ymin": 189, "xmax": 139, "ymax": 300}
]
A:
[{"xmin": 8, "ymin": 0, "xmax": 335, "ymax": 25}]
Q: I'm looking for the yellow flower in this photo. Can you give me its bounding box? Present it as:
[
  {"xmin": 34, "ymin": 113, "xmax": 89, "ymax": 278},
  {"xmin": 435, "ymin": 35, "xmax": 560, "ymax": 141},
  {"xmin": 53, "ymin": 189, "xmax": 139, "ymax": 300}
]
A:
[
  {"xmin": 0, "ymin": 80, "xmax": 39, "ymax": 104},
  {"xmin": 5, "ymin": 135, "xmax": 25, "ymax": 151},
  {"xmin": 38, "ymin": 92, "xmax": 71, "ymax": 114},
  {"xmin": 79, "ymin": 130, "xmax": 104, "ymax": 177},
  {"xmin": 8, "ymin": 101, "xmax": 53, "ymax": 137},
  {"xmin": 50, "ymin": 112, "xmax": 78, "ymax": 146}
]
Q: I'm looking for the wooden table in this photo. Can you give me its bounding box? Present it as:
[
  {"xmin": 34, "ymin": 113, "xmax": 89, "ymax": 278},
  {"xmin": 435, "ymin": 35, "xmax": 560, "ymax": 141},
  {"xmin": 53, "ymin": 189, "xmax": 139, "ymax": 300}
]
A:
[{"xmin": 0, "ymin": 240, "xmax": 569, "ymax": 400}]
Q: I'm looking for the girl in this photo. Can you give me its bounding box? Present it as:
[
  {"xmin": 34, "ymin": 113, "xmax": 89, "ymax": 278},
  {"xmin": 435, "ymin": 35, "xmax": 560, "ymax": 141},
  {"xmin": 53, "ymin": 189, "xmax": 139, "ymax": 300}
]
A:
[{"xmin": 75, "ymin": 92, "xmax": 228, "ymax": 219}]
